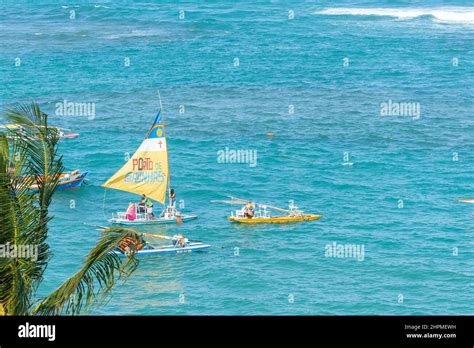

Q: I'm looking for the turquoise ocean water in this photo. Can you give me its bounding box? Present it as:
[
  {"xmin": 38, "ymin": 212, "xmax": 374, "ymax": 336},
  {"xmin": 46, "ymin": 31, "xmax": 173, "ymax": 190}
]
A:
[{"xmin": 1, "ymin": 1, "xmax": 473, "ymax": 315}]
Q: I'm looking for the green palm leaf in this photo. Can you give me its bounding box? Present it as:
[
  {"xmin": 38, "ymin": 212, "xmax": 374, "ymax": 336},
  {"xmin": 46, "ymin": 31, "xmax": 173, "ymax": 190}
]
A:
[
  {"xmin": 0, "ymin": 102, "xmax": 63, "ymax": 315},
  {"xmin": 1, "ymin": 102, "xmax": 142, "ymax": 316},
  {"xmin": 33, "ymin": 227, "xmax": 141, "ymax": 315}
]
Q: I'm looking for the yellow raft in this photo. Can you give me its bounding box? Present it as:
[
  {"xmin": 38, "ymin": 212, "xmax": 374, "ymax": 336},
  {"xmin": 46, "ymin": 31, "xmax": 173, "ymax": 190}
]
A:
[{"xmin": 229, "ymin": 214, "xmax": 322, "ymax": 224}]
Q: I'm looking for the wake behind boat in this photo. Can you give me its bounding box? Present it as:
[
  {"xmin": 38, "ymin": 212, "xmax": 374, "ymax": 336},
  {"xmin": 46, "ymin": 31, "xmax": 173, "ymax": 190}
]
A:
[
  {"xmin": 213, "ymin": 196, "xmax": 322, "ymax": 224},
  {"xmin": 102, "ymin": 101, "xmax": 197, "ymax": 226}
]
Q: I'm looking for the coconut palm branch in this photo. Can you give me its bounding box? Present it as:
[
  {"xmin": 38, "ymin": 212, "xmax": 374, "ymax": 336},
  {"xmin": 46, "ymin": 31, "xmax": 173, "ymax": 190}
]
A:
[
  {"xmin": 33, "ymin": 227, "xmax": 141, "ymax": 315},
  {"xmin": 0, "ymin": 102, "xmax": 63, "ymax": 315},
  {"xmin": 0, "ymin": 103, "xmax": 141, "ymax": 315}
]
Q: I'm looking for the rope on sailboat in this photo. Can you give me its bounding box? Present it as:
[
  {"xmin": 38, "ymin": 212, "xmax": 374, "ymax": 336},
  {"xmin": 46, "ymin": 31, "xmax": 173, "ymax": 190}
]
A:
[{"xmin": 102, "ymin": 187, "xmax": 108, "ymax": 220}]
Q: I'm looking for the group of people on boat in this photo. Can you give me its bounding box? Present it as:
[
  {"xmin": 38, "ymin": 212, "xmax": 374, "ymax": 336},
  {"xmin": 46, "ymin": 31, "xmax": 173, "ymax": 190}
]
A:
[
  {"xmin": 138, "ymin": 194, "xmax": 154, "ymax": 219},
  {"xmin": 124, "ymin": 189, "xmax": 177, "ymax": 221}
]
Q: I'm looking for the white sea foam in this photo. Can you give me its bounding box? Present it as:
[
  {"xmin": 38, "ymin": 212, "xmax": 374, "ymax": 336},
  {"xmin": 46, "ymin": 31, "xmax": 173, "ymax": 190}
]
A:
[
  {"xmin": 107, "ymin": 30, "xmax": 162, "ymax": 39},
  {"xmin": 316, "ymin": 7, "xmax": 474, "ymax": 24}
]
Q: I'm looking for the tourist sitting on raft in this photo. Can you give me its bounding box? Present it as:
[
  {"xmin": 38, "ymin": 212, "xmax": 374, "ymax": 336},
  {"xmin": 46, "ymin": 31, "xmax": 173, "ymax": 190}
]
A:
[
  {"xmin": 136, "ymin": 194, "xmax": 155, "ymax": 220},
  {"xmin": 172, "ymin": 234, "xmax": 188, "ymax": 247},
  {"xmin": 146, "ymin": 202, "xmax": 155, "ymax": 220},
  {"xmin": 242, "ymin": 201, "xmax": 255, "ymax": 218},
  {"xmin": 138, "ymin": 194, "xmax": 152, "ymax": 213},
  {"xmin": 125, "ymin": 203, "xmax": 136, "ymax": 221}
]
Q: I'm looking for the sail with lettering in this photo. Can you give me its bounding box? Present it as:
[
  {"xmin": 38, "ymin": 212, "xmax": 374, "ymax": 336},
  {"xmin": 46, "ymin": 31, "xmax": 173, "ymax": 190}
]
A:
[
  {"xmin": 103, "ymin": 106, "xmax": 197, "ymax": 225},
  {"xmin": 103, "ymin": 110, "xmax": 169, "ymax": 204}
]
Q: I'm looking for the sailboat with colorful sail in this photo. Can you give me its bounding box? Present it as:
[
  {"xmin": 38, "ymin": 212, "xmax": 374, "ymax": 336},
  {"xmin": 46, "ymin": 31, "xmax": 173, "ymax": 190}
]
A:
[{"xmin": 102, "ymin": 107, "xmax": 197, "ymax": 225}]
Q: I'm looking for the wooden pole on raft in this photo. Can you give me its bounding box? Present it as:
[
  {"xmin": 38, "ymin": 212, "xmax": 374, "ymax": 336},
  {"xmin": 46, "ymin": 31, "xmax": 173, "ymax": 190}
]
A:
[
  {"xmin": 158, "ymin": 90, "xmax": 182, "ymax": 224},
  {"xmin": 143, "ymin": 233, "xmax": 174, "ymax": 240},
  {"xmin": 227, "ymin": 196, "xmax": 293, "ymax": 214},
  {"xmin": 158, "ymin": 90, "xmax": 170, "ymax": 206}
]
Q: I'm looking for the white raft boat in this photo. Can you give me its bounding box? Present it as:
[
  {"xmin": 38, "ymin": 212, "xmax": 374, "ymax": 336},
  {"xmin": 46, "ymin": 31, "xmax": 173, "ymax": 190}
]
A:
[
  {"xmin": 114, "ymin": 233, "xmax": 210, "ymax": 257},
  {"xmin": 114, "ymin": 241, "xmax": 211, "ymax": 257},
  {"xmin": 103, "ymin": 100, "xmax": 197, "ymax": 226}
]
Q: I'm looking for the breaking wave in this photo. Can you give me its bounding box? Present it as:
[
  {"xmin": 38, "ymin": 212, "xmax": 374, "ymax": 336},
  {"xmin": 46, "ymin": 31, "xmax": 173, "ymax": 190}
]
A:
[{"xmin": 315, "ymin": 7, "xmax": 474, "ymax": 24}]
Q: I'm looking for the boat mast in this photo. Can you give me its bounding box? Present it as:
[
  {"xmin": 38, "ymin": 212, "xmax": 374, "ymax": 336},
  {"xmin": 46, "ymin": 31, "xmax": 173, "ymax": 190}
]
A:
[{"xmin": 158, "ymin": 90, "xmax": 171, "ymax": 207}]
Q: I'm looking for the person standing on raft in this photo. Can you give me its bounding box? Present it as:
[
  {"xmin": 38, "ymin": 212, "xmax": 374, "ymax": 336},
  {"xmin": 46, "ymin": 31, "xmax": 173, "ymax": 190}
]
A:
[{"xmin": 169, "ymin": 188, "xmax": 176, "ymax": 208}]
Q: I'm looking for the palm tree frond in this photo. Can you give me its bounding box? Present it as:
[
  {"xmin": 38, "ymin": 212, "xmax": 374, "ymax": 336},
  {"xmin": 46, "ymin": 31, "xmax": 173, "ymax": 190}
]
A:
[
  {"xmin": 33, "ymin": 227, "xmax": 142, "ymax": 316},
  {"xmin": 0, "ymin": 102, "xmax": 62, "ymax": 315}
]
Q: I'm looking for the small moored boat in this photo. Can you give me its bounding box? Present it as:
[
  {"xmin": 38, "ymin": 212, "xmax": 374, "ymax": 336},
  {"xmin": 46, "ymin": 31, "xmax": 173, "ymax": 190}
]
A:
[
  {"xmin": 58, "ymin": 130, "xmax": 80, "ymax": 139},
  {"xmin": 0, "ymin": 124, "xmax": 79, "ymax": 139},
  {"xmin": 229, "ymin": 214, "xmax": 321, "ymax": 224},
  {"xmin": 110, "ymin": 208, "xmax": 197, "ymax": 225},
  {"xmin": 114, "ymin": 241, "xmax": 211, "ymax": 257},
  {"xmin": 25, "ymin": 170, "xmax": 87, "ymax": 192},
  {"xmin": 114, "ymin": 233, "xmax": 210, "ymax": 257},
  {"xmin": 213, "ymin": 196, "xmax": 322, "ymax": 224}
]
